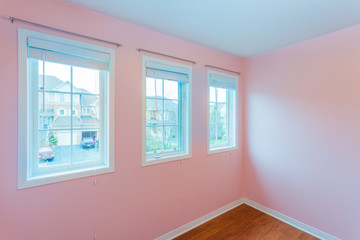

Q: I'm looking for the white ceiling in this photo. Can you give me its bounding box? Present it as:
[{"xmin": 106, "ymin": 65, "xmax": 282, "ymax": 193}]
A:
[{"xmin": 62, "ymin": 0, "xmax": 360, "ymax": 57}]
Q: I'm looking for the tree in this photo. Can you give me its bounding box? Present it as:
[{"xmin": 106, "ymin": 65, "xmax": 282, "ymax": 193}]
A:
[
  {"xmin": 210, "ymin": 105, "xmax": 226, "ymax": 144},
  {"xmin": 49, "ymin": 134, "xmax": 58, "ymax": 146}
]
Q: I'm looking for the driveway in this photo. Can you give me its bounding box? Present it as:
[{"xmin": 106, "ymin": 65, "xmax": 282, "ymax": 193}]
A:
[{"xmin": 43, "ymin": 145, "xmax": 101, "ymax": 166}]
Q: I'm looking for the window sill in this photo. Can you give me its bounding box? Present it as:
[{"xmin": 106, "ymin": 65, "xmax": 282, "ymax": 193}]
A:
[
  {"xmin": 18, "ymin": 164, "xmax": 114, "ymax": 189},
  {"xmin": 142, "ymin": 153, "xmax": 191, "ymax": 167},
  {"xmin": 208, "ymin": 145, "xmax": 237, "ymax": 155}
]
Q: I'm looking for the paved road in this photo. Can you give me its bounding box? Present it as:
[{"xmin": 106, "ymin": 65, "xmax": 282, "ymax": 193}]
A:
[{"xmin": 43, "ymin": 145, "xmax": 101, "ymax": 166}]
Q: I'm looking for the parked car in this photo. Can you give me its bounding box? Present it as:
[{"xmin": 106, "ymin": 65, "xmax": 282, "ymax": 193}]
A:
[
  {"xmin": 38, "ymin": 146, "xmax": 55, "ymax": 160},
  {"xmin": 81, "ymin": 137, "xmax": 96, "ymax": 148}
]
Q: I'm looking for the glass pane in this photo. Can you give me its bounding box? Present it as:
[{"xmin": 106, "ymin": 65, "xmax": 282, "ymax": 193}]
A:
[
  {"xmin": 146, "ymin": 78, "xmax": 163, "ymax": 98},
  {"xmin": 38, "ymin": 92, "xmax": 55, "ymax": 130},
  {"xmin": 217, "ymin": 88, "xmax": 227, "ymax": 103},
  {"xmin": 38, "ymin": 61, "xmax": 71, "ymax": 93},
  {"xmin": 73, "ymin": 66, "xmax": 100, "ymax": 95},
  {"xmin": 164, "ymin": 80, "xmax": 178, "ymax": 100},
  {"xmin": 209, "ymin": 103, "xmax": 218, "ymax": 124},
  {"xmin": 209, "ymin": 124, "xmax": 217, "ymax": 145},
  {"xmin": 146, "ymin": 99, "xmax": 163, "ymax": 125},
  {"xmin": 164, "ymin": 126, "xmax": 179, "ymax": 151},
  {"xmin": 38, "ymin": 91, "xmax": 72, "ymax": 130},
  {"xmin": 73, "ymin": 130, "xmax": 100, "ymax": 163},
  {"xmin": 52, "ymin": 93, "xmax": 72, "ymax": 129},
  {"xmin": 209, "ymin": 87, "xmax": 216, "ymax": 102},
  {"xmin": 38, "ymin": 130, "xmax": 71, "ymax": 167},
  {"xmin": 216, "ymin": 123, "xmax": 228, "ymax": 144},
  {"xmin": 164, "ymin": 100, "xmax": 179, "ymax": 125},
  {"xmin": 217, "ymin": 103, "xmax": 227, "ymax": 124},
  {"xmin": 146, "ymin": 127, "xmax": 163, "ymax": 153},
  {"xmin": 77, "ymin": 95, "xmax": 100, "ymax": 128}
]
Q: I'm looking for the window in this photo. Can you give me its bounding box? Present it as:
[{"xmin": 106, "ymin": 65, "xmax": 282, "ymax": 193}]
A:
[
  {"xmin": 82, "ymin": 107, "xmax": 91, "ymax": 115},
  {"xmin": 18, "ymin": 29, "xmax": 115, "ymax": 189},
  {"xmin": 142, "ymin": 56, "xmax": 191, "ymax": 166},
  {"xmin": 208, "ymin": 70, "xmax": 238, "ymax": 153}
]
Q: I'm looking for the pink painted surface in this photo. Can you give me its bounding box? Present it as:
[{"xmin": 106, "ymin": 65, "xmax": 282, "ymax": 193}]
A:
[
  {"xmin": 245, "ymin": 24, "xmax": 360, "ymax": 240},
  {"xmin": 0, "ymin": 0, "xmax": 244, "ymax": 239}
]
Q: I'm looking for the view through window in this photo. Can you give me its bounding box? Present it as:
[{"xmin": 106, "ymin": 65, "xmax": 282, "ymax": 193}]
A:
[
  {"xmin": 208, "ymin": 71, "xmax": 237, "ymax": 152},
  {"xmin": 143, "ymin": 57, "xmax": 191, "ymax": 165},
  {"xmin": 209, "ymin": 87, "xmax": 230, "ymax": 146},
  {"xmin": 146, "ymin": 78, "xmax": 183, "ymax": 154},
  {"xmin": 37, "ymin": 61, "xmax": 101, "ymax": 167}
]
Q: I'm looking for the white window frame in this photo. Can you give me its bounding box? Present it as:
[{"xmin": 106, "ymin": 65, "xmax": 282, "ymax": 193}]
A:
[
  {"xmin": 207, "ymin": 70, "xmax": 238, "ymax": 154},
  {"xmin": 18, "ymin": 29, "xmax": 115, "ymax": 189},
  {"xmin": 142, "ymin": 56, "xmax": 192, "ymax": 166}
]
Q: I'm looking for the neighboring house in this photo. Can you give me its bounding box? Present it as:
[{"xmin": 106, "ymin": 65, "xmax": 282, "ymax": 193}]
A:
[
  {"xmin": 146, "ymin": 99, "xmax": 178, "ymax": 132},
  {"xmin": 38, "ymin": 75, "xmax": 99, "ymax": 146},
  {"xmin": 145, "ymin": 99, "xmax": 179, "ymax": 152}
]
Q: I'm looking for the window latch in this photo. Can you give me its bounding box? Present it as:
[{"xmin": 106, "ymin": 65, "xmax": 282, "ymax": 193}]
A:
[{"xmin": 154, "ymin": 151, "xmax": 162, "ymax": 159}]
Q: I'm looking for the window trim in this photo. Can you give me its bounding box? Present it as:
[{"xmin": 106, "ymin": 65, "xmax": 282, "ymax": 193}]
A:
[
  {"xmin": 18, "ymin": 28, "xmax": 115, "ymax": 189},
  {"xmin": 141, "ymin": 56, "xmax": 192, "ymax": 166},
  {"xmin": 207, "ymin": 70, "xmax": 238, "ymax": 154}
]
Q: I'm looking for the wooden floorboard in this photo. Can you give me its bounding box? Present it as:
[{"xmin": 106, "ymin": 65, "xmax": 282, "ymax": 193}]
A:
[{"xmin": 174, "ymin": 204, "xmax": 319, "ymax": 240}]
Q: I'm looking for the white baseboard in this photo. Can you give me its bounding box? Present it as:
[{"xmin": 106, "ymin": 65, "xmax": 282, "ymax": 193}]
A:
[
  {"xmin": 155, "ymin": 198, "xmax": 246, "ymax": 240},
  {"xmin": 243, "ymin": 199, "xmax": 340, "ymax": 240},
  {"xmin": 155, "ymin": 197, "xmax": 340, "ymax": 240}
]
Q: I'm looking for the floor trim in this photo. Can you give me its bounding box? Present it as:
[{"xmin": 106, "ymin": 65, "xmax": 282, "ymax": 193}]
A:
[
  {"xmin": 244, "ymin": 199, "xmax": 340, "ymax": 240},
  {"xmin": 155, "ymin": 198, "xmax": 340, "ymax": 240},
  {"xmin": 155, "ymin": 198, "xmax": 246, "ymax": 240}
]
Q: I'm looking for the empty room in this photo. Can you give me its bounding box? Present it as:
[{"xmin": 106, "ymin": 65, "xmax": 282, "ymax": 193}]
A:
[{"xmin": 1, "ymin": 0, "xmax": 359, "ymax": 239}]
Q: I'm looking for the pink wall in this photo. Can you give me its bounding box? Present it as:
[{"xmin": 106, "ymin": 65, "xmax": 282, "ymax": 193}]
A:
[
  {"xmin": 245, "ymin": 24, "xmax": 360, "ymax": 240},
  {"xmin": 0, "ymin": 0, "xmax": 244, "ymax": 239}
]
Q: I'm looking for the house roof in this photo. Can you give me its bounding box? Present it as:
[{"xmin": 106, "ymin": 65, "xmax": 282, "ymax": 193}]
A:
[
  {"xmin": 82, "ymin": 95, "xmax": 98, "ymax": 106},
  {"xmin": 39, "ymin": 75, "xmax": 64, "ymax": 90},
  {"xmin": 53, "ymin": 116, "xmax": 99, "ymax": 127},
  {"xmin": 39, "ymin": 75, "xmax": 99, "ymax": 106}
]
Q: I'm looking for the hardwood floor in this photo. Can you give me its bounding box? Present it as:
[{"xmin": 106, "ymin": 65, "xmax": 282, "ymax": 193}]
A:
[{"xmin": 174, "ymin": 204, "xmax": 319, "ymax": 240}]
